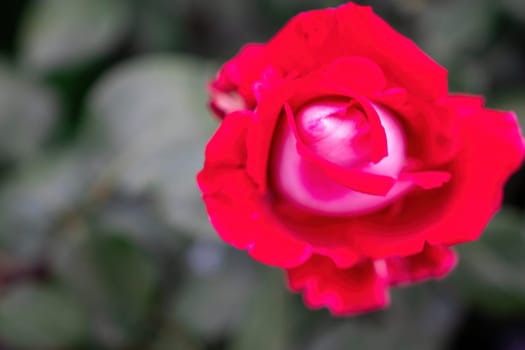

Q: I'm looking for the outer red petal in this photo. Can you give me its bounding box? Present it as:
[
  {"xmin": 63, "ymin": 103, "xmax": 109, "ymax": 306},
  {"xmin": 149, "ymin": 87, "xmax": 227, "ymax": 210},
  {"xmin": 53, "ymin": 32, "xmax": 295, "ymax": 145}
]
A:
[
  {"xmin": 386, "ymin": 244, "xmax": 457, "ymax": 286},
  {"xmin": 202, "ymin": 111, "xmax": 251, "ymax": 168},
  {"xmin": 198, "ymin": 112, "xmax": 311, "ymax": 268},
  {"xmin": 265, "ymin": 8, "xmax": 339, "ymax": 78},
  {"xmin": 201, "ymin": 175, "xmax": 259, "ymax": 250},
  {"xmin": 399, "ymin": 171, "xmax": 452, "ymax": 189},
  {"xmin": 209, "ymin": 2, "xmax": 448, "ymax": 115},
  {"xmin": 347, "ymin": 96, "xmax": 525, "ymax": 257},
  {"xmin": 209, "ymin": 43, "xmax": 267, "ymax": 116},
  {"xmin": 426, "ymin": 100, "xmax": 525, "ymax": 245},
  {"xmin": 323, "ymin": 56, "xmax": 386, "ymax": 95},
  {"xmin": 314, "ymin": 246, "xmax": 361, "ymax": 269},
  {"xmin": 201, "ymin": 188, "xmax": 312, "ymax": 268},
  {"xmin": 264, "ymin": 3, "xmax": 447, "ymax": 100},
  {"xmin": 380, "ymin": 95, "xmax": 461, "ymax": 167},
  {"xmin": 286, "ymin": 256, "xmax": 389, "ymax": 316},
  {"xmin": 287, "ymin": 245, "xmax": 457, "ymax": 315},
  {"xmin": 335, "ymin": 3, "xmax": 448, "ymax": 100}
]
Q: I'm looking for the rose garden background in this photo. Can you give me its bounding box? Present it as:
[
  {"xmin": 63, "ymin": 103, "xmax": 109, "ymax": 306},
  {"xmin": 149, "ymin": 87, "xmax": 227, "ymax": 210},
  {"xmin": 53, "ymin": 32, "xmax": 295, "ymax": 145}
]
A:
[{"xmin": 0, "ymin": 0, "xmax": 524, "ymax": 349}]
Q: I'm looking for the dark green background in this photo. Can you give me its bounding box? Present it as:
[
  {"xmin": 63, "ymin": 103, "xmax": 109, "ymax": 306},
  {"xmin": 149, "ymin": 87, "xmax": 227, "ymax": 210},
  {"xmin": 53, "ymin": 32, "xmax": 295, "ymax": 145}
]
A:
[{"xmin": 0, "ymin": 0, "xmax": 524, "ymax": 349}]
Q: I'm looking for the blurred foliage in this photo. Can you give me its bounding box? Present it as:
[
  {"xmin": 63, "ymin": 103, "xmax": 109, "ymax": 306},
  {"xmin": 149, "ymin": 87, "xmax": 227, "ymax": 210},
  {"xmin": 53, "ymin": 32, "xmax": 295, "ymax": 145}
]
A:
[{"xmin": 0, "ymin": 0, "xmax": 524, "ymax": 349}]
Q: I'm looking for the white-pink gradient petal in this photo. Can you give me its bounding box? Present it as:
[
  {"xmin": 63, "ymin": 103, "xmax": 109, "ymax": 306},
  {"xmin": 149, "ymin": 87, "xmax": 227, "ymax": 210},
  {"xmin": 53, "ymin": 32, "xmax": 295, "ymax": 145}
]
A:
[{"xmin": 270, "ymin": 101, "xmax": 412, "ymax": 216}]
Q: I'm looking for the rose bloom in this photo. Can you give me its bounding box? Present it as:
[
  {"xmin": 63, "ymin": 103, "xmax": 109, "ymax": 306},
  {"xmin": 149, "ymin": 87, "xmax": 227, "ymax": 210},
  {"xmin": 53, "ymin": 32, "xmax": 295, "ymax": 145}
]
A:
[{"xmin": 197, "ymin": 2, "xmax": 525, "ymax": 315}]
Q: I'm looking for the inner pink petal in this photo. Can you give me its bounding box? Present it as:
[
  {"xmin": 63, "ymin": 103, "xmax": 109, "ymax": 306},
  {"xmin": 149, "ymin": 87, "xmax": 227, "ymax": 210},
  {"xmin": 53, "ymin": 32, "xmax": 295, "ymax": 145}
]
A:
[
  {"xmin": 285, "ymin": 103, "xmax": 395, "ymax": 196},
  {"xmin": 297, "ymin": 100, "xmax": 371, "ymax": 167},
  {"xmin": 270, "ymin": 99, "xmax": 412, "ymax": 216}
]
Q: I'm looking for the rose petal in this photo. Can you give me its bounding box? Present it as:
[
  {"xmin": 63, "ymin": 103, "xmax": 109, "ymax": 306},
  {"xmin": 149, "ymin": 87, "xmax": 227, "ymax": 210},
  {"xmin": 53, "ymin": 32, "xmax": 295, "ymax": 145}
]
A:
[
  {"xmin": 426, "ymin": 106, "xmax": 525, "ymax": 245},
  {"xmin": 210, "ymin": 43, "xmax": 267, "ymax": 116},
  {"xmin": 203, "ymin": 187, "xmax": 312, "ymax": 268},
  {"xmin": 248, "ymin": 212, "xmax": 312, "ymax": 268},
  {"xmin": 201, "ymin": 176, "xmax": 258, "ymax": 249},
  {"xmin": 246, "ymin": 76, "xmax": 391, "ymax": 194},
  {"xmin": 386, "ymin": 244, "xmax": 457, "ymax": 286},
  {"xmin": 324, "ymin": 56, "xmax": 387, "ymax": 95},
  {"xmin": 265, "ymin": 8, "xmax": 339, "ymax": 75},
  {"xmin": 314, "ymin": 246, "xmax": 361, "ymax": 268},
  {"xmin": 198, "ymin": 110, "xmax": 312, "ymax": 268},
  {"xmin": 399, "ymin": 171, "xmax": 452, "ymax": 190},
  {"xmin": 347, "ymin": 99, "xmax": 525, "ymax": 258},
  {"xmin": 285, "ymin": 103, "xmax": 395, "ymax": 196},
  {"xmin": 202, "ymin": 110, "xmax": 253, "ymax": 168},
  {"xmin": 287, "ymin": 255, "xmax": 389, "ymax": 316},
  {"xmin": 335, "ymin": 3, "xmax": 448, "ymax": 100}
]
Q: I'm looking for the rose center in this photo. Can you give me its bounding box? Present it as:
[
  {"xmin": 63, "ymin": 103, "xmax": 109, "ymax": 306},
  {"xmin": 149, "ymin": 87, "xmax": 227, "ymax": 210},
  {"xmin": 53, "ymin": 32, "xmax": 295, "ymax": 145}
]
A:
[
  {"xmin": 296, "ymin": 100, "xmax": 372, "ymax": 168},
  {"xmin": 269, "ymin": 98, "xmax": 412, "ymax": 216}
]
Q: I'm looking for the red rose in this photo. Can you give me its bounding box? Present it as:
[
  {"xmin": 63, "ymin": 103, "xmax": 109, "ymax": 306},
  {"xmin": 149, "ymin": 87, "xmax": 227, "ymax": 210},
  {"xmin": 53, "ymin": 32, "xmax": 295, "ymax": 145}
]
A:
[{"xmin": 198, "ymin": 2, "xmax": 525, "ymax": 315}]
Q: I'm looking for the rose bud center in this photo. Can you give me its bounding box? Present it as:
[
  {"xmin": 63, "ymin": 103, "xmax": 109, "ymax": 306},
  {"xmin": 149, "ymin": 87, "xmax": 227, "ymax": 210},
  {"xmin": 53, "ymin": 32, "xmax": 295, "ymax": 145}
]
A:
[
  {"xmin": 270, "ymin": 98, "xmax": 412, "ymax": 216},
  {"xmin": 296, "ymin": 100, "xmax": 372, "ymax": 168}
]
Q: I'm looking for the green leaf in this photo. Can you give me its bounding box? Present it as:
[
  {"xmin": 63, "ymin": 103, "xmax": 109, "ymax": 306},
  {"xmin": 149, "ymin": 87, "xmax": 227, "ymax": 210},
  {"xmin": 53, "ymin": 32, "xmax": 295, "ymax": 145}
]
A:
[
  {"xmin": 305, "ymin": 285, "xmax": 461, "ymax": 350},
  {"xmin": 94, "ymin": 235, "xmax": 158, "ymax": 332},
  {"xmin": 86, "ymin": 55, "xmax": 219, "ymax": 240},
  {"xmin": 416, "ymin": 0, "xmax": 493, "ymax": 66},
  {"xmin": 501, "ymin": 0, "xmax": 525, "ymax": 23},
  {"xmin": 51, "ymin": 232, "xmax": 158, "ymax": 348},
  {"xmin": 0, "ymin": 149, "xmax": 99, "ymax": 261},
  {"xmin": 18, "ymin": 0, "xmax": 131, "ymax": 73},
  {"xmin": 94, "ymin": 192, "xmax": 180, "ymax": 259},
  {"xmin": 228, "ymin": 269, "xmax": 291, "ymax": 350},
  {"xmin": 150, "ymin": 319, "xmax": 204, "ymax": 350},
  {"xmin": 0, "ymin": 283, "xmax": 88, "ymax": 348},
  {"xmin": 0, "ymin": 63, "xmax": 59, "ymax": 160},
  {"xmin": 174, "ymin": 249, "xmax": 258, "ymax": 338},
  {"xmin": 489, "ymin": 90, "xmax": 525, "ymax": 130},
  {"xmin": 450, "ymin": 208, "xmax": 525, "ymax": 313},
  {"xmin": 131, "ymin": 1, "xmax": 184, "ymax": 52}
]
